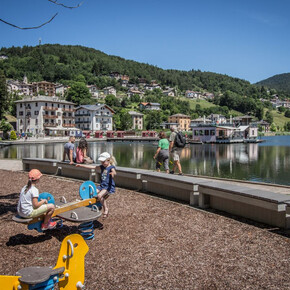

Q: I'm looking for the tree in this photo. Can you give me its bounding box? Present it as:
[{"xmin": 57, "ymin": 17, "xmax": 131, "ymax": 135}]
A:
[
  {"xmin": 105, "ymin": 95, "xmax": 120, "ymax": 108},
  {"xmin": 66, "ymin": 82, "xmax": 92, "ymax": 106},
  {"xmin": 0, "ymin": 119, "xmax": 12, "ymax": 139},
  {"xmin": 255, "ymin": 105, "xmax": 264, "ymax": 121},
  {"xmin": 0, "ymin": 70, "xmax": 9, "ymax": 120},
  {"xmin": 265, "ymin": 111, "xmax": 273, "ymax": 124},
  {"xmin": 119, "ymin": 110, "xmax": 132, "ymax": 130},
  {"xmin": 270, "ymin": 123, "xmax": 277, "ymax": 132},
  {"xmin": 285, "ymin": 110, "xmax": 290, "ymax": 118},
  {"xmin": 278, "ymin": 106, "xmax": 286, "ymax": 113},
  {"xmin": 145, "ymin": 110, "xmax": 163, "ymax": 129},
  {"xmin": 284, "ymin": 121, "xmax": 290, "ymax": 132}
]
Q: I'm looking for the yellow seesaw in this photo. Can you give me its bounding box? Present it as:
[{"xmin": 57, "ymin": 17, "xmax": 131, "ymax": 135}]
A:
[{"xmin": 0, "ymin": 234, "xmax": 89, "ymax": 289}]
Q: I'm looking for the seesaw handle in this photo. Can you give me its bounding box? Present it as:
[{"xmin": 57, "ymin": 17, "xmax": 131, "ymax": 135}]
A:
[{"xmin": 63, "ymin": 239, "xmax": 74, "ymax": 261}]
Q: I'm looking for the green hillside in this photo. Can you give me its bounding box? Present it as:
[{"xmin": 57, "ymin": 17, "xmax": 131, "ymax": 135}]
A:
[
  {"xmin": 0, "ymin": 44, "xmax": 261, "ymax": 96},
  {"xmin": 256, "ymin": 73, "xmax": 290, "ymax": 94}
]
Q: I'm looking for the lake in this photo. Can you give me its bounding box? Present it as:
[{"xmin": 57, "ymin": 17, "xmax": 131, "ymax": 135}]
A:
[{"xmin": 0, "ymin": 136, "xmax": 289, "ymax": 186}]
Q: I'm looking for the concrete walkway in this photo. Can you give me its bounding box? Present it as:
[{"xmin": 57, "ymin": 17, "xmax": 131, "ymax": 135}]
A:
[{"xmin": 0, "ymin": 159, "xmax": 22, "ymax": 171}]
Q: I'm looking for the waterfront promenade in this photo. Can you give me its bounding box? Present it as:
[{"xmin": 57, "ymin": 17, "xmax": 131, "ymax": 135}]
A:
[{"xmin": 0, "ymin": 167, "xmax": 289, "ymax": 289}]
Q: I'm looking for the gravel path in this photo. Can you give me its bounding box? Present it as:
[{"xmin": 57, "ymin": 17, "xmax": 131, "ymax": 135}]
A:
[{"xmin": 0, "ymin": 170, "xmax": 289, "ymax": 289}]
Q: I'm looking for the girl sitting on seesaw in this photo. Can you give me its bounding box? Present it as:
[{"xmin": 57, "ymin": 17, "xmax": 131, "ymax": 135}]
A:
[
  {"xmin": 76, "ymin": 152, "xmax": 117, "ymax": 218},
  {"xmin": 17, "ymin": 169, "xmax": 56, "ymax": 230}
]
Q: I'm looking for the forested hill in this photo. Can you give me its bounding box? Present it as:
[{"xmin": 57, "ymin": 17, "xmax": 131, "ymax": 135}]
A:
[
  {"xmin": 0, "ymin": 44, "xmax": 262, "ymax": 97},
  {"xmin": 256, "ymin": 73, "xmax": 290, "ymax": 94}
]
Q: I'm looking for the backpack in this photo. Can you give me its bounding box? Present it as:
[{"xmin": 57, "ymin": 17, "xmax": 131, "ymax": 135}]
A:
[{"xmin": 174, "ymin": 132, "xmax": 186, "ymax": 148}]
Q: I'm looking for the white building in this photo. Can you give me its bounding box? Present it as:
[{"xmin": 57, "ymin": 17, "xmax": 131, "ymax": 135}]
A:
[
  {"xmin": 207, "ymin": 114, "xmax": 227, "ymax": 124},
  {"xmin": 15, "ymin": 96, "xmax": 76, "ymax": 136},
  {"xmin": 128, "ymin": 111, "xmax": 144, "ymax": 130},
  {"xmin": 7, "ymin": 79, "xmax": 32, "ymax": 96},
  {"xmin": 75, "ymin": 104, "xmax": 115, "ymax": 132},
  {"xmin": 55, "ymin": 84, "xmax": 67, "ymax": 97},
  {"xmin": 185, "ymin": 90, "xmax": 202, "ymax": 99},
  {"xmin": 103, "ymin": 86, "xmax": 116, "ymax": 96},
  {"xmin": 87, "ymin": 85, "xmax": 99, "ymax": 98}
]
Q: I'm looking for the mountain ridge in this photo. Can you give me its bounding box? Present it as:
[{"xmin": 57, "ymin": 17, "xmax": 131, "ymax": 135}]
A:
[{"xmin": 256, "ymin": 73, "xmax": 290, "ymax": 94}]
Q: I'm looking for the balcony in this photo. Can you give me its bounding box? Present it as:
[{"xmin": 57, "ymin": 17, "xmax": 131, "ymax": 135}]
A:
[
  {"xmin": 43, "ymin": 123, "xmax": 57, "ymax": 127},
  {"xmin": 63, "ymin": 124, "xmax": 75, "ymax": 127},
  {"xmin": 63, "ymin": 108, "xmax": 76, "ymax": 112},
  {"xmin": 75, "ymin": 113, "xmax": 90, "ymax": 117},
  {"xmin": 43, "ymin": 115, "xmax": 58, "ymax": 119},
  {"xmin": 75, "ymin": 120, "xmax": 91, "ymax": 123},
  {"xmin": 62, "ymin": 115, "xmax": 75, "ymax": 119},
  {"xmin": 43, "ymin": 106, "xmax": 58, "ymax": 111}
]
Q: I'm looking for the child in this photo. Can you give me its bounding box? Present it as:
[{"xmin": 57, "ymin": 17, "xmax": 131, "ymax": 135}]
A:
[
  {"xmin": 17, "ymin": 169, "xmax": 56, "ymax": 230},
  {"xmin": 76, "ymin": 152, "xmax": 117, "ymax": 218},
  {"xmin": 76, "ymin": 138, "xmax": 93, "ymax": 164}
]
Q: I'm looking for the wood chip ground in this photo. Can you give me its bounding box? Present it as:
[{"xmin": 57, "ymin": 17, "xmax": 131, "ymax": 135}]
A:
[{"xmin": 0, "ymin": 170, "xmax": 289, "ymax": 289}]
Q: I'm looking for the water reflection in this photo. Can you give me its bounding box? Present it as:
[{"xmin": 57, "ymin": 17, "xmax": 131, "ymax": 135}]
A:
[{"xmin": 0, "ymin": 136, "xmax": 289, "ymax": 185}]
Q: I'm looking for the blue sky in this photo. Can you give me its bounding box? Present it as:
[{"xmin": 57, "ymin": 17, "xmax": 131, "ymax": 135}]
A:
[{"xmin": 1, "ymin": 0, "xmax": 289, "ymax": 83}]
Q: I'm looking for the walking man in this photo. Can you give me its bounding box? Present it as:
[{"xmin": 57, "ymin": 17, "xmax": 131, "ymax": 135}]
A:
[{"xmin": 169, "ymin": 125, "xmax": 183, "ymax": 175}]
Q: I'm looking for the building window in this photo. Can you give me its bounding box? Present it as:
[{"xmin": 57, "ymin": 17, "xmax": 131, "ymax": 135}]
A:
[
  {"xmin": 19, "ymin": 111, "xmax": 23, "ymax": 116},
  {"xmin": 34, "ymin": 111, "xmax": 39, "ymax": 115},
  {"xmin": 35, "ymin": 119, "xmax": 38, "ymax": 125},
  {"xmin": 35, "ymin": 102, "xmax": 38, "ymax": 107},
  {"xmin": 20, "ymin": 103, "xmax": 23, "ymax": 108}
]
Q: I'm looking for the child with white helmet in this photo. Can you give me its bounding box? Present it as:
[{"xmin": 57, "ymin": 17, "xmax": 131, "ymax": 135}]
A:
[
  {"xmin": 17, "ymin": 169, "xmax": 56, "ymax": 230},
  {"xmin": 76, "ymin": 152, "xmax": 117, "ymax": 218}
]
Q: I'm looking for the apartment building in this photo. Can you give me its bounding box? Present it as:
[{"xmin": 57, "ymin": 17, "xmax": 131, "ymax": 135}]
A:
[
  {"xmin": 15, "ymin": 96, "xmax": 76, "ymax": 136},
  {"xmin": 128, "ymin": 111, "xmax": 144, "ymax": 130},
  {"xmin": 75, "ymin": 104, "xmax": 115, "ymax": 132},
  {"xmin": 168, "ymin": 114, "xmax": 191, "ymax": 131}
]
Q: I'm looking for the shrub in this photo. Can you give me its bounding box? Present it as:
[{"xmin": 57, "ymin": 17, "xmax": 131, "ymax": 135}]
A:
[{"xmin": 10, "ymin": 130, "xmax": 17, "ymax": 140}]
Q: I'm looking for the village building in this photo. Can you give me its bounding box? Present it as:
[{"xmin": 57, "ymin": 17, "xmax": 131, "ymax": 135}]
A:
[
  {"xmin": 7, "ymin": 79, "xmax": 32, "ymax": 96},
  {"xmin": 31, "ymin": 81, "xmax": 56, "ymax": 96},
  {"xmin": 207, "ymin": 114, "xmax": 227, "ymax": 124},
  {"xmin": 144, "ymin": 84, "xmax": 161, "ymax": 91},
  {"xmin": 185, "ymin": 91, "xmax": 202, "ymax": 99},
  {"xmin": 191, "ymin": 124, "xmax": 258, "ymax": 143},
  {"xmin": 203, "ymin": 92, "xmax": 215, "ymax": 100},
  {"xmin": 75, "ymin": 104, "xmax": 115, "ymax": 132},
  {"xmin": 190, "ymin": 116, "xmax": 212, "ymax": 126},
  {"xmin": 168, "ymin": 114, "xmax": 191, "ymax": 131},
  {"xmin": 163, "ymin": 88, "xmax": 175, "ymax": 97},
  {"xmin": 103, "ymin": 86, "xmax": 116, "ymax": 96},
  {"xmin": 251, "ymin": 120, "xmax": 270, "ymax": 132},
  {"xmin": 87, "ymin": 85, "xmax": 99, "ymax": 98},
  {"xmin": 139, "ymin": 102, "xmax": 161, "ymax": 111},
  {"xmin": 127, "ymin": 88, "xmax": 144, "ymax": 98},
  {"xmin": 55, "ymin": 83, "xmax": 67, "ymax": 97},
  {"xmin": 232, "ymin": 115, "xmax": 254, "ymax": 126},
  {"xmin": 128, "ymin": 111, "xmax": 144, "ymax": 130},
  {"xmin": 15, "ymin": 96, "xmax": 76, "ymax": 136}
]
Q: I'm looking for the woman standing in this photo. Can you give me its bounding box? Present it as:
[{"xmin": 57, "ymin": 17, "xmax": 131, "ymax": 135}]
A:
[{"xmin": 153, "ymin": 131, "xmax": 170, "ymax": 173}]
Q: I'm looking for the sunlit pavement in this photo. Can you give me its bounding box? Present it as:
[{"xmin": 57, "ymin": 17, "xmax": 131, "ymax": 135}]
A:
[{"xmin": 0, "ymin": 159, "xmax": 22, "ymax": 171}]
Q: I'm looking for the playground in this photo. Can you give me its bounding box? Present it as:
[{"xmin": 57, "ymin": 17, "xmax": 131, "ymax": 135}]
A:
[{"xmin": 0, "ymin": 169, "xmax": 290, "ymax": 289}]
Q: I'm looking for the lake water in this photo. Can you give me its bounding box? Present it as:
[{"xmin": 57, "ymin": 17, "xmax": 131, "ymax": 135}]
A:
[{"xmin": 0, "ymin": 136, "xmax": 289, "ymax": 186}]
